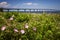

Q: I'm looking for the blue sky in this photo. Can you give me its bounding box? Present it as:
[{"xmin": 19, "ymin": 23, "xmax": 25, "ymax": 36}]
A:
[{"xmin": 0, "ymin": 0, "xmax": 60, "ymax": 10}]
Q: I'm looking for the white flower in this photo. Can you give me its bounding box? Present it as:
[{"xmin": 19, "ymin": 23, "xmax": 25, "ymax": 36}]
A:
[
  {"xmin": 25, "ymin": 25, "xmax": 29, "ymax": 29},
  {"xmin": 20, "ymin": 30, "xmax": 25, "ymax": 34},
  {"xmin": 1, "ymin": 26, "xmax": 6, "ymax": 31},
  {"xmin": 9, "ymin": 17, "xmax": 13, "ymax": 21},
  {"xmin": 14, "ymin": 28, "xmax": 18, "ymax": 32},
  {"xmin": 24, "ymin": 23, "xmax": 29, "ymax": 29},
  {"xmin": 9, "ymin": 15, "xmax": 14, "ymax": 21},
  {"xmin": 33, "ymin": 27, "xmax": 36, "ymax": 31}
]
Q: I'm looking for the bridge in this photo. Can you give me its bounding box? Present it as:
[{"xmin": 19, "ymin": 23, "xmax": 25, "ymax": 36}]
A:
[{"xmin": 0, "ymin": 8, "xmax": 59, "ymax": 13}]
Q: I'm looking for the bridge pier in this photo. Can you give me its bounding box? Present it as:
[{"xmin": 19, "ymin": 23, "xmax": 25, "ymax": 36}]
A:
[
  {"xmin": 7, "ymin": 9, "xmax": 9, "ymax": 12},
  {"xmin": 0, "ymin": 8, "xmax": 3, "ymax": 12},
  {"xmin": 29, "ymin": 9, "xmax": 31, "ymax": 12},
  {"xmin": 24, "ymin": 9, "xmax": 26, "ymax": 12},
  {"xmin": 33, "ymin": 9, "xmax": 35, "ymax": 12},
  {"xmin": 17, "ymin": 9, "xmax": 19, "ymax": 12}
]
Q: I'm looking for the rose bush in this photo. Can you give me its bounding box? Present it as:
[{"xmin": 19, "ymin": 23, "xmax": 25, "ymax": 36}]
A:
[{"xmin": 0, "ymin": 12, "xmax": 60, "ymax": 40}]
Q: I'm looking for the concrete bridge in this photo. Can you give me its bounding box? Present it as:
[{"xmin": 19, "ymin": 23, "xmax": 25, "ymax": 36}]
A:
[{"xmin": 0, "ymin": 8, "xmax": 58, "ymax": 13}]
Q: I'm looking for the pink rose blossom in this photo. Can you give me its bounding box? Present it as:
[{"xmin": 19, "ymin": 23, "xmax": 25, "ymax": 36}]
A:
[
  {"xmin": 14, "ymin": 28, "xmax": 18, "ymax": 32},
  {"xmin": 20, "ymin": 30, "xmax": 25, "ymax": 34},
  {"xmin": 9, "ymin": 17, "xmax": 13, "ymax": 21},
  {"xmin": 25, "ymin": 25, "xmax": 29, "ymax": 29},
  {"xmin": 24, "ymin": 23, "xmax": 29, "ymax": 29},
  {"xmin": 9, "ymin": 15, "xmax": 14, "ymax": 21},
  {"xmin": 33, "ymin": 27, "xmax": 36, "ymax": 31},
  {"xmin": 1, "ymin": 26, "xmax": 6, "ymax": 31}
]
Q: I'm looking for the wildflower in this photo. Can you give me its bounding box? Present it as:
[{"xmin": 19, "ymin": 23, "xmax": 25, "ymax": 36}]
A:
[
  {"xmin": 33, "ymin": 27, "xmax": 36, "ymax": 31},
  {"xmin": 20, "ymin": 30, "xmax": 25, "ymax": 34},
  {"xmin": 1, "ymin": 26, "xmax": 6, "ymax": 31},
  {"xmin": 9, "ymin": 15, "xmax": 14, "ymax": 21},
  {"xmin": 14, "ymin": 28, "xmax": 18, "ymax": 32},
  {"xmin": 9, "ymin": 17, "xmax": 13, "ymax": 21},
  {"xmin": 24, "ymin": 23, "xmax": 29, "ymax": 29}
]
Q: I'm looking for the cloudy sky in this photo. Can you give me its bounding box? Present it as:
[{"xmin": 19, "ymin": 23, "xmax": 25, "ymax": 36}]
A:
[{"xmin": 0, "ymin": 0, "xmax": 60, "ymax": 10}]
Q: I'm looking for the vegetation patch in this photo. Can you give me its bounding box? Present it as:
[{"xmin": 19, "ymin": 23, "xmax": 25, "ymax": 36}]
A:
[{"xmin": 0, "ymin": 12, "xmax": 60, "ymax": 40}]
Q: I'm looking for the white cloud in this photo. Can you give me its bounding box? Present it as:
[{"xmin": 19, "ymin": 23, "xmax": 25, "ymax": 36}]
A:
[
  {"xmin": 23, "ymin": 2, "xmax": 38, "ymax": 6},
  {"xmin": 23, "ymin": 2, "xmax": 32, "ymax": 5},
  {"xmin": 12, "ymin": 2, "xmax": 39, "ymax": 8},
  {"xmin": 0, "ymin": 2, "xmax": 9, "ymax": 7},
  {"xmin": 26, "ymin": 3, "xmax": 32, "ymax": 5}
]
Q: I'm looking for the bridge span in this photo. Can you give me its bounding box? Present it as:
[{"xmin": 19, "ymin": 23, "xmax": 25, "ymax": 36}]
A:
[{"xmin": 0, "ymin": 8, "xmax": 58, "ymax": 13}]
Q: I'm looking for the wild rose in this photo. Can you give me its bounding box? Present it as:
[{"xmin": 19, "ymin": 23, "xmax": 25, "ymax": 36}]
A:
[
  {"xmin": 24, "ymin": 23, "xmax": 29, "ymax": 29},
  {"xmin": 14, "ymin": 28, "xmax": 18, "ymax": 32},
  {"xmin": 9, "ymin": 15, "xmax": 14, "ymax": 21},
  {"xmin": 33, "ymin": 27, "xmax": 36, "ymax": 31},
  {"xmin": 9, "ymin": 17, "xmax": 13, "ymax": 21},
  {"xmin": 1, "ymin": 26, "xmax": 6, "ymax": 31},
  {"xmin": 20, "ymin": 30, "xmax": 25, "ymax": 34}
]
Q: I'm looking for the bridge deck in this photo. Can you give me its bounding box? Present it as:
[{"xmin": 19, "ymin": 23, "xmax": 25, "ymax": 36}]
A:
[{"xmin": 0, "ymin": 8, "xmax": 59, "ymax": 13}]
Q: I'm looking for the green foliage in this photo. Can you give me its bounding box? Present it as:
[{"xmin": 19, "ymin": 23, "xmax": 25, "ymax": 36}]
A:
[{"xmin": 0, "ymin": 12, "xmax": 60, "ymax": 40}]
